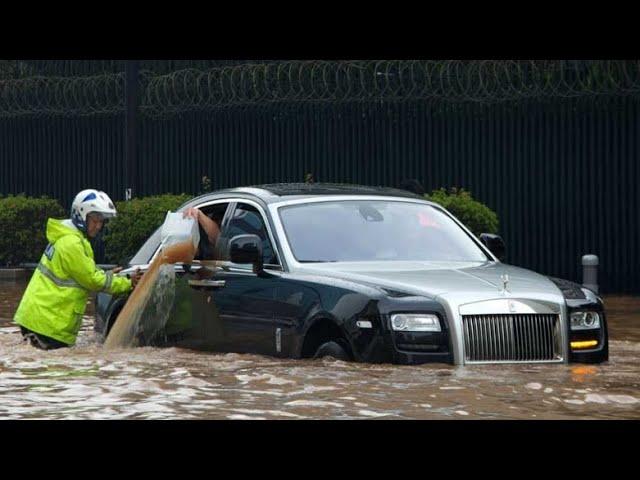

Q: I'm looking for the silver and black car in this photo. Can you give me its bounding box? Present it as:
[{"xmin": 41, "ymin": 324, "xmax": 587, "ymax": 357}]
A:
[{"xmin": 95, "ymin": 184, "xmax": 608, "ymax": 365}]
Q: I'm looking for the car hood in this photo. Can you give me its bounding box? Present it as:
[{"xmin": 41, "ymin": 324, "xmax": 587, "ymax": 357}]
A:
[{"xmin": 295, "ymin": 261, "xmax": 563, "ymax": 301}]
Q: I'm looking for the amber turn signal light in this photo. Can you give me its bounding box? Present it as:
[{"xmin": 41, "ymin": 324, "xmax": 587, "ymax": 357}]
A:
[{"xmin": 571, "ymin": 340, "xmax": 598, "ymax": 349}]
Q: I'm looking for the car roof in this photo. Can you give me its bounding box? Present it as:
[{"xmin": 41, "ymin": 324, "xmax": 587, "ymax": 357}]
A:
[{"xmin": 188, "ymin": 183, "xmax": 424, "ymax": 205}]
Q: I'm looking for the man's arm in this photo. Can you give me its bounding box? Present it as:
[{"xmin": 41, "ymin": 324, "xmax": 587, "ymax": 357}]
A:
[
  {"xmin": 59, "ymin": 237, "xmax": 134, "ymax": 295},
  {"xmin": 183, "ymin": 207, "xmax": 220, "ymax": 245}
]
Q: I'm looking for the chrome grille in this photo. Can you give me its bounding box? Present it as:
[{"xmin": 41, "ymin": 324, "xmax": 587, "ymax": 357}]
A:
[{"xmin": 462, "ymin": 314, "xmax": 561, "ymax": 363}]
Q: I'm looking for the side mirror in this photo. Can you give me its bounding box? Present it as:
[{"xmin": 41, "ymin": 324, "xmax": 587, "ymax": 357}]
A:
[
  {"xmin": 480, "ymin": 233, "xmax": 506, "ymax": 261},
  {"xmin": 229, "ymin": 234, "xmax": 264, "ymax": 274}
]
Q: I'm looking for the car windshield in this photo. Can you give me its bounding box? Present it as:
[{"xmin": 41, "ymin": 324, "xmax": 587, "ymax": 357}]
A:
[{"xmin": 279, "ymin": 200, "xmax": 489, "ymax": 263}]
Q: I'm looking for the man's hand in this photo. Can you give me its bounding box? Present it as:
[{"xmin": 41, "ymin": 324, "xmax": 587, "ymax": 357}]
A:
[
  {"xmin": 131, "ymin": 268, "xmax": 143, "ymax": 289},
  {"xmin": 182, "ymin": 207, "xmax": 220, "ymax": 247},
  {"xmin": 183, "ymin": 208, "xmax": 201, "ymax": 221}
]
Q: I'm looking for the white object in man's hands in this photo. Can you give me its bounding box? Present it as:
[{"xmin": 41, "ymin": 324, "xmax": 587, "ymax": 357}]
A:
[{"xmin": 161, "ymin": 211, "xmax": 201, "ymax": 249}]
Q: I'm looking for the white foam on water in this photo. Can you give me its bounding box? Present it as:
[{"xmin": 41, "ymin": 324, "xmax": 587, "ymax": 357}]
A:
[
  {"xmin": 286, "ymin": 385, "xmax": 338, "ymax": 396},
  {"xmin": 121, "ymin": 379, "xmax": 167, "ymax": 394},
  {"xmin": 564, "ymin": 399, "xmax": 586, "ymax": 405},
  {"xmin": 29, "ymin": 386, "xmax": 58, "ymax": 393},
  {"xmin": 0, "ymin": 379, "xmax": 51, "ymax": 387},
  {"xmin": 235, "ymin": 373, "xmax": 295, "ymax": 385},
  {"xmin": 39, "ymin": 370, "xmax": 80, "ymax": 378},
  {"xmin": 420, "ymin": 403, "xmax": 432, "ymax": 408},
  {"xmin": 440, "ymin": 386, "xmax": 465, "ymax": 390},
  {"xmin": 57, "ymin": 385, "xmax": 103, "ymax": 397},
  {"xmin": 544, "ymin": 388, "xmax": 553, "ymax": 393},
  {"xmin": 174, "ymin": 386, "xmax": 201, "ymax": 396},
  {"xmin": 231, "ymin": 408, "xmax": 302, "ymax": 418},
  {"xmin": 15, "ymin": 361, "xmax": 48, "ymax": 370},
  {"xmin": 585, "ymin": 394, "xmax": 608, "ymax": 404},
  {"xmin": 525, "ymin": 383, "xmax": 542, "ymax": 390},
  {"xmin": 227, "ymin": 414, "xmax": 267, "ymax": 420},
  {"xmin": 606, "ymin": 395, "xmax": 639, "ymax": 404},
  {"xmin": 140, "ymin": 412, "xmax": 177, "ymax": 420},
  {"xmin": 266, "ymin": 376, "xmax": 296, "ymax": 385},
  {"xmin": 99, "ymin": 363, "xmax": 123, "ymax": 372},
  {"xmin": 235, "ymin": 373, "xmax": 267, "ymax": 383},
  {"xmin": 196, "ymin": 399, "xmax": 226, "ymax": 405},
  {"xmin": 354, "ymin": 402, "xmax": 368, "ymax": 407},
  {"xmin": 80, "ymin": 393, "xmax": 128, "ymax": 406},
  {"xmin": 455, "ymin": 410, "xmax": 470, "ymax": 416},
  {"xmin": 85, "ymin": 407, "xmax": 121, "ymax": 419},
  {"xmin": 358, "ymin": 410, "xmax": 391, "ymax": 417},
  {"xmin": 21, "ymin": 394, "xmax": 72, "ymax": 404},
  {"xmin": 285, "ymin": 400, "xmax": 344, "ymax": 408},
  {"xmin": 339, "ymin": 396, "xmax": 357, "ymax": 400},
  {"xmin": 178, "ymin": 377, "xmax": 212, "ymax": 388},
  {"xmin": 125, "ymin": 401, "xmax": 175, "ymax": 414},
  {"xmin": 239, "ymin": 389, "xmax": 285, "ymax": 397}
]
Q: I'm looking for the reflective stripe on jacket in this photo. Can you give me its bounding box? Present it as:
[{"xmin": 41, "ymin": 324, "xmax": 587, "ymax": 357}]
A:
[{"xmin": 14, "ymin": 218, "xmax": 132, "ymax": 345}]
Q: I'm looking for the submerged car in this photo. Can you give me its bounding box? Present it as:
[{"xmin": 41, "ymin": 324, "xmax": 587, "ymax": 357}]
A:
[{"xmin": 95, "ymin": 183, "xmax": 608, "ymax": 365}]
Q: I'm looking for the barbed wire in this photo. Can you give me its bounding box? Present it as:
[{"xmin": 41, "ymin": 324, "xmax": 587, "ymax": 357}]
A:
[
  {"xmin": 0, "ymin": 60, "xmax": 281, "ymax": 79},
  {"xmin": 0, "ymin": 60, "xmax": 639, "ymax": 118},
  {"xmin": 0, "ymin": 73, "xmax": 125, "ymax": 116}
]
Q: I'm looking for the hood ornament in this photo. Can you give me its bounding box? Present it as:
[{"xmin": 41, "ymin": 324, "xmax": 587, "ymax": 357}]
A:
[{"xmin": 500, "ymin": 274, "xmax": 510, "ymax": 294}]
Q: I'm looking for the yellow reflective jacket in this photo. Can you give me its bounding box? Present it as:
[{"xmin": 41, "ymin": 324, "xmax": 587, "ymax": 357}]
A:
[{"xmin": 14, "ymin": 218, "xmax": 132, "ymax": 345}]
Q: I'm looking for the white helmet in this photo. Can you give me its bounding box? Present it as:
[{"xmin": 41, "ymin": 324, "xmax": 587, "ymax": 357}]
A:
[{"xmin": 71, "ymin": 189, "xmax": 117, "ymax": 232}]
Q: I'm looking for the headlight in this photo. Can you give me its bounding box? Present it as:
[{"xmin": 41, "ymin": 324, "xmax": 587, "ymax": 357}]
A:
[
  {"xmin": 570, "ymin": 311, "xmax": 601, "ymax": 330},
  {"xmin": 390, "ymin": 314, "xmax": 441, "ymax": 332}
]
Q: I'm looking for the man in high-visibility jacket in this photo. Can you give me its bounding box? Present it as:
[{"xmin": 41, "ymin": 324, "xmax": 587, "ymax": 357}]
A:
[{"xmin": 14, "ymin": 189, "xmax": 143, "ymax": 350}]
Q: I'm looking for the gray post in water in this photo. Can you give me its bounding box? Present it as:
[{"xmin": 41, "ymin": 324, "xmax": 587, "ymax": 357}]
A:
[{"xmin": 582, "ymin": 254, "xmax": 599, "ymax": 294}]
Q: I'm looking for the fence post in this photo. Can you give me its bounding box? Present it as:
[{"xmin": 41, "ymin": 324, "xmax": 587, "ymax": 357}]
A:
[{"xmin": 125, "ymin": 60, "xmax": 140, "ymax": 201}]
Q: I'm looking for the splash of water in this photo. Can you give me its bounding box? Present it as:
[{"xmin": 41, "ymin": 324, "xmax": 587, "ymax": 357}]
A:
[{"xmin": 104, "ymin": 240, "xmax": 195, "ymax": 349}]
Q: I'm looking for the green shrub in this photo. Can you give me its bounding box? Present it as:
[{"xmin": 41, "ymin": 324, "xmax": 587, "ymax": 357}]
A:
[
  {"xmin": 103, "ymin": 194, "xmax": 192, "ymax": 265},
  {"xmin": 0, "ymin": 195, "xmax": 65, "ymax": 266},
  {"xmin": 426, "ymin": 187, "xmax": 499, "ymax": 236}
]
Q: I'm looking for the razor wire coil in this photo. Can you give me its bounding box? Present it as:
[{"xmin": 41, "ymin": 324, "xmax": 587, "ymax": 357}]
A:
[{"xmin": 1, "ymin": 60, "xmax": 639, "ymax": 118}]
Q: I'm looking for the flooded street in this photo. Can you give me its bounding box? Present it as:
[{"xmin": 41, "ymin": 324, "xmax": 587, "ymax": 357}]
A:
[{"xmin": 1, "ymin": 279, "xmax": 639, "ymax": 419}]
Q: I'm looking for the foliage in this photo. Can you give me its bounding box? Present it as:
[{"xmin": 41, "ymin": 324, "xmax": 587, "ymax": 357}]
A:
[
  {"xmin": 201, "ymin": 175, "xmax": 212, "ymax": 193},
  {"xmin": 426, "ymin": 188, "xmax": 499, "ymax": 236},
  {"xmin": 0, "ymin": 195, "xmax": 65, "ymax": 266},
  {"xmin": 103, "ymin": 194, "xmax": 192, "ymax": 265}
]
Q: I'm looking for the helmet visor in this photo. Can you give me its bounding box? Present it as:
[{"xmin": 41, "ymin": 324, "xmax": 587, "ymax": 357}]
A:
[{"xmin": 86, "ymin": 212, "xmax": 107, "ymax": 223}]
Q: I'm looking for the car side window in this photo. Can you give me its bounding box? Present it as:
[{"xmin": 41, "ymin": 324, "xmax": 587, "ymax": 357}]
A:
[
  {"xmin": 132, "ymin": 200, "xmax": 232, "ymax": 265},
  {"xmin": 219, "ymin": 203, "xmax": 278, "ymax": 266},
  {"xmin": 194, "ymin": 202, "xmax": 230, "ymax": 261}
]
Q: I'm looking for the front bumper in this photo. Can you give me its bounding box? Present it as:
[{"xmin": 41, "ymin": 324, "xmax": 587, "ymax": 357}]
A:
[{"xmin": 387, "ymin": 329, "xmax": 454, "ymax": 364}]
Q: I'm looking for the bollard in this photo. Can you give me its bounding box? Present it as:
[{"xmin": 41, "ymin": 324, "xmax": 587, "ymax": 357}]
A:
[{"xmin": 582, "ymin": 254, "xmax": 599, "ymax": 294}]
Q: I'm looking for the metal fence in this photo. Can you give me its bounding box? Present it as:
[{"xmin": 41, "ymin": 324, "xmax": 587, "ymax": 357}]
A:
[{"xmin": 0, "ymin": 61, "xmax": 638, "ymax": 293}]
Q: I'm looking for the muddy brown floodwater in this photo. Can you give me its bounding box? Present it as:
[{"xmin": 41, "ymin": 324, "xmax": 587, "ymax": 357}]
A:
[{"xmin": 1, "ymin": 279, "xmax": 639, "ymax": 419}]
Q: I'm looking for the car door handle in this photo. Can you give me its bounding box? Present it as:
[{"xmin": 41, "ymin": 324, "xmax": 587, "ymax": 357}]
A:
[{"xmin": 188, "ymin": 279, "xmax": 227, "ymax": 289}]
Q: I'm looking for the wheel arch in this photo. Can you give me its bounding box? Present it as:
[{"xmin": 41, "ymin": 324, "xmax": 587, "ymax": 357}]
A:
[{"xmin": 298, "ymin": 315, "xmax": 353, "ymax": 359}]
